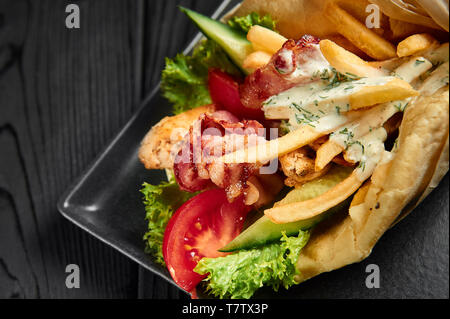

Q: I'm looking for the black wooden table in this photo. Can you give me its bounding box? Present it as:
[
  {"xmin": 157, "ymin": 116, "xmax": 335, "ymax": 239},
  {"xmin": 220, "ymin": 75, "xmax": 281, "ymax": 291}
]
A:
[
  {"xmin": 0, "ymin": 0, "xmax": 224, "ymax": 299},
  {"xmin": 0, "ymin": 0, "xmax": 448, "ymax": 299}
]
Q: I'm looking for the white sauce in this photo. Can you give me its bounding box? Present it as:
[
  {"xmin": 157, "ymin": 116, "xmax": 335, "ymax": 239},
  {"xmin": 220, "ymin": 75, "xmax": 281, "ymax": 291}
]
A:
[
  {"xmin": 265, "ymin": 76, "xmax": 393, "ymax": 115},
  {"xmin": 344, "ymin": 127, "xmax": 387, "ymax": 181},
  {"xmin": 329, "ymin": 102, "xmax": 400, "ymax": 148},
  {"xmin": 394, "ymin": 57, "xmax": 432, "ymax": 83},
  {"xmin": 260, "ymin": 52, "xmax": 433, "ymax": 183},
  {"xmin": 288, "ymin": 44, "xmax": 332, "ymax": 79},
  {"xmin": 277, "ymin": 48, "xmax": 294, "ymax": 74}
]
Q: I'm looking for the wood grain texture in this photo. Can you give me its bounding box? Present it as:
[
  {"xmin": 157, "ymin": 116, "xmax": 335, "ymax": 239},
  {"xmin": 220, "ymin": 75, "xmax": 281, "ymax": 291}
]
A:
[
  {"xmin": 0, "ymin": 0, "xmax": 141, "ymax": 298},
  {"xmin": 0, "ymin": 0, "xmax": 447, "ymax": 300},
  {"xmin": 138, "ymin": 0, "xmax": 223, "ymax": 299},
  {"xmin": 0, "ymin": 0, "xmax": 224, "ymax": 299}
]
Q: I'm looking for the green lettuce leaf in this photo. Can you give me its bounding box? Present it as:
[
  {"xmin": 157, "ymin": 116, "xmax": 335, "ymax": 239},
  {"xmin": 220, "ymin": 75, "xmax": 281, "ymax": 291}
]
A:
[
  {"xmin": 141, "ymin": 179, "xmax": 197, "ymax": 266},
  {"xmin": 161, "ymin": 39, "xmax": 240, "ymax": 115},
  {"xmin": 194, "ymin": 230, "xmax": 310, "ymax": 299},
  {"xmin": 227, "ymin": 12, "xmax": 277, "ymax": 33},
  {"xmin": 161, "ymin": 12, "xmax": 277, "ymax": 115}
]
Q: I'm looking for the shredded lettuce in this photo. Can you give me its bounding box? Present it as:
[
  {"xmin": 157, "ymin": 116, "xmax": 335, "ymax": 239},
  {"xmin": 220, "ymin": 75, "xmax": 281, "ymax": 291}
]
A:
[
  {"xmin": 194, "ymin": 230, "xmax": 310, "ymax": 299},
  {"xmin": 227, "ymin": 12, "xmax": 277, "ymax": 33},
  {"xmin": 141, "ymin": 179, "xmax": 197, "ymax": 266},
  {"xmin": 161, "ymin": 39, "xmax": 240, "ymax": 115}
]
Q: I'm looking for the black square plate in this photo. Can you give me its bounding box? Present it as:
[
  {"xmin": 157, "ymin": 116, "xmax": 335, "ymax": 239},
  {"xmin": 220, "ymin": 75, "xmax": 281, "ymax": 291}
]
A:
[{"xmin": 57, "ymin": 0, "xmax": 449, "ymax": 298}]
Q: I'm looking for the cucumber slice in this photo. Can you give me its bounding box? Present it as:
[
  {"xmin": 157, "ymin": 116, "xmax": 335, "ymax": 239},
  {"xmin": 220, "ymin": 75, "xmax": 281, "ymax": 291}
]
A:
[
  {"xmin": 180, "ymin": 7, "xmax": 253, "ymax": 74},
  {"xmin": 220, "ymin": 166, "xmax": 353, "ymax": 252}
]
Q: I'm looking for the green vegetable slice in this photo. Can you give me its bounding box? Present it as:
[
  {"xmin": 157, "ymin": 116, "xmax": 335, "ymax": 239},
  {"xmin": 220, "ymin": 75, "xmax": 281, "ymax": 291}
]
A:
[
  {"xmin": 220, "ymin": 165, "xmax": 353, "ymax": 252},
  {"xmin": 195, "ymin": 230, "xmax": 310, "ymax": 299}
]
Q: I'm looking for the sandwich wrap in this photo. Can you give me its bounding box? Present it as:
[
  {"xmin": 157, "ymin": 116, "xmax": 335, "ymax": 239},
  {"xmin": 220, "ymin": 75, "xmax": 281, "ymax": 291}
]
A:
[{"xmin": 228, "ymin": 0, "xmax": 449, "ymax": 283}]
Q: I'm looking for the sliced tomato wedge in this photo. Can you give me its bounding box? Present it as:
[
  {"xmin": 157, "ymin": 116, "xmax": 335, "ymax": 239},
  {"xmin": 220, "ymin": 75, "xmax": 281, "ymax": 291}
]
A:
[
  {"xmin": 208, "ymin": 69, "xmax": 265, "ymax": 121},
  {"xmin": 162, "ymin": 188, "xmax": 251, "ymax": 294}
]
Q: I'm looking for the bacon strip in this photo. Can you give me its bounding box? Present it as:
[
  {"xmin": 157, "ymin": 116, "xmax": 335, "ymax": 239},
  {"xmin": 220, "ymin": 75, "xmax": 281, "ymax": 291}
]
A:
[
  {"xmin": 240, "ymin": 35, "xmax": 327, "ymax": 109},
  {"xmin": 174, "ymin": 111, "xmax": 267, "ymax": 201}
]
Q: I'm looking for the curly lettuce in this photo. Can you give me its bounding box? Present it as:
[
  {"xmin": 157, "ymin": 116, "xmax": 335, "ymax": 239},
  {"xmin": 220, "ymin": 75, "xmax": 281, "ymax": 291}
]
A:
[
  {"xmin": 161, "ymin": 39, "xmax": 240, "ymax": 115},
  {"xmin": 227, "ymin": 12, "xmax": 277, "ymax": 33},
  {"xmin": 161, "ymin": 12, "xmax": 277, "ymax": 115},
  {"xmin": 141, "ymin": 179, "xmax": 197, "ymax": 266},
  {"xmin": 194, "ymin": 230, "xmax": 310, "ymax": 299}
]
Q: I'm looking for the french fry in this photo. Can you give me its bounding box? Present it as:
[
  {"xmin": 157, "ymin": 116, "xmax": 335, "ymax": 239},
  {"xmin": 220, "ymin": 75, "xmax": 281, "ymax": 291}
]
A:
[
  {"xmin": 320, "ymin": 39, "xmax": 388, "ymax": 78},
  {"xmin": 264, "ymin": 76, "xmax": 418, "ymax": 120},
  {"xmin": 265, "ymin": 170, "xmax": 363, "ymax": 224},
  {"xmin": 242, "ymin": 51, "xmax": 272, "ymax": 70},
  {"xmin": 314, "ymin": 106, "xmax": 393, "ymax": 171},
  {"xmin": 418, "ymin": 62, "xmax": 449, "ymax": 96},
  {"xmin": 247, "ymin": 25, "xmax": 287, "ymax": 54},
  {"xmin": 315, "ymin": 91, "xmax": 418, "ymax": 172},
  {"xmin": 221, "ymin": 125, "xmax": 325, "ymax": 164},
  {"xmin": 221, "ymin": 112, "xmax": 364, "ymax": 165},
  {"xmin": 315, "ymin": 140, "xmax": 345, "ymax": 172},
  {"xmin": 325, "ymin": 3, "xmax": 397, "ymax": 60},
  {"xmin": 397, "ymin": 33, "xmax": 439, "ymax": 57},
  {"xmin": 251, "ymin": 42, "xmax": 269, "ymax": 52},
  {"xmin": 394, "ymin": 57, "xmax": 432, "ymax": 83},
  {"xmin": 324, "ymin": 34, "xmax": 369, "ymax": 59},
  {"xmin": 349, "ymin": 78, "xmax": 418, "ymax": 109}
]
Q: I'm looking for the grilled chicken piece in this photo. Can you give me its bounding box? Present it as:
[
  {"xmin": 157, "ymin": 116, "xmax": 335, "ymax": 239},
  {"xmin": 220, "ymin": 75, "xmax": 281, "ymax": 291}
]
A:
[
  {"xmin": 280, "ymin": 147, "xmax": 331, "ymax": 187},
  {"xmin": 139, "ymin": 104, "xmax": 217, "ymax": 170}
]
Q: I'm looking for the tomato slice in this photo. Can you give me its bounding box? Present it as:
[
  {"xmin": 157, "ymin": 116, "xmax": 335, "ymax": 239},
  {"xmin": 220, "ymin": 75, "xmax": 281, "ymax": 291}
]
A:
[
  {"xmin": 208, "ymin": 69, "xmax": 265, "ymax": 121},
  {"xmin": 162, "ymin": 188, "xmax": 251, "ymax": 294}
]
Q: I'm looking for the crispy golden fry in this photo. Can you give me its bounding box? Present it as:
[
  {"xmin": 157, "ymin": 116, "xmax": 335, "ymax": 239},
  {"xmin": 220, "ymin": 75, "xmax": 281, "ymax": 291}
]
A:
[
  {"xmin": 221, "ymin": 125, "xmax": 328, "ymax": 164},
  {"xmin": 324, "ymin": 34, "xmax": 370, "ymax": 59},
  {"xmin": 252, "ymin": 42, "xmax": 268, "ymax": 52},
  {"xmin": 315, "ymin": 91, "xmax": 419, "ymax": 172},
  {"xmin": 397, "ymin": 33, "xmax": 439, "ymax": 57},
  {"xmin": 349, "ymin": 78, "xmax": 418, "ymax": 109},
  {"xmin": 325, "ymin": 3, "xmax": 397, "ymax": 60},
  {"xmin": 242, "ymin": 51, "xmax": 272, "ymax": 70},
  {"xmin": 276, "ymin": 165, "xmax": 353, "ymax": 206},
  {"xmin": 315, "ymin": 141, "xmax": 344, "ymax": 172},
  {"xmin": 320, "ymin": 40, "xmax": 387, "ymax": 77},
  {"xmin": 265, "ymin": 170, "xmax": 363, "ymax": 224},
  {"xmin": 264, "ymin": 77, "xmax": 418, "ymax": 120},
  {"xmin": 247, "ymin": 25, "xmax": 287, "ymax": 54},
  {"xmin": 314, "ymin": 52, "xmax": 429, "ymax": 171}
]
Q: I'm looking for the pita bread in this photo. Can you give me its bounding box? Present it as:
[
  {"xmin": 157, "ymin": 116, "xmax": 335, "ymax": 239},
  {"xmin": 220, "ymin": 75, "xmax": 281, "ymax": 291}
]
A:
[{"xmin": 230, "ymin": 0, "xmax": 449, "ymax": 284}]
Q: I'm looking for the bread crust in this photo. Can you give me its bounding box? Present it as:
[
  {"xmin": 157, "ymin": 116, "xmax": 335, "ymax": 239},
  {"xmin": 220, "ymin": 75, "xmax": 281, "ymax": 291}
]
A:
[
  {"xmin": 235, "ymin": 0, "xmax": 449, "ymax": 286},
  {"xmin": 296, "ymin": 88, "xmax": 449, "ymax": 283}
]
